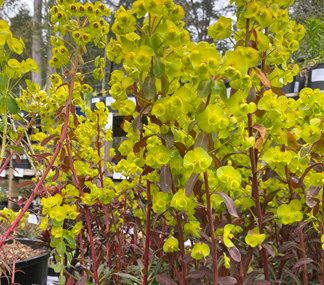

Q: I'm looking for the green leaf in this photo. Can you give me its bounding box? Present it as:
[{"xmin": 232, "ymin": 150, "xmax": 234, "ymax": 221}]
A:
[
  {"xmin": 95, "ymin": 56, "xmax": 100, "ymax": 67},
  {"xmin": 144, "ymin": 33, "xmax": 163, "ymax": 51},
  {"xmin": 197, "ymin": 79, "xmax": 212, "ymax": 98},
  {"xmin": 6, "ymin": 96, "xmax": 18, "ymax": 114},
  {"xmin": 0, "ymin": 74, "xmax": 9, "ymax": 85},
  {"xmin": 143, "ymin": 76, "xmax": 156, "ymax": 100},
  {"xmin": 113, "ymin": 273, "xmax": 141, "ymax": 283},
  {"xmin": 0, "ymin": 121, "xmax": 4, "ymax": 132},
  {"xmin": 7, "ymin": 146, "xmax": 22, "ymax": 153},
  {"xmin": 64, "ymin": 234, "xmax": 76, "ymax": 247},
  {"xmin": 153, "ymin": 55, "xmax": 165, "ymax": 79},
  {"xmin": 59, "ymin": 275, "xmax": 66, "ymax": 285},
  {"xmin": 52, "ymin": 262, "xmax": 64, "ymax": 273},
  {"xmin": 300, "ymin": 145, "xmax": 311, "ymax": 158},
  {"xmin": 57, "ymin": 241, "xmax": 66, "ymax": 255},
  {"xmin": 211, "ymin": 80, "xmax": 225, "ymax": 94}
]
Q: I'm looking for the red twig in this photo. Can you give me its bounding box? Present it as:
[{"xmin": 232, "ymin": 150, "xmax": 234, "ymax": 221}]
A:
[
  {"xmin": 204, "ymin": 172, "xmax": 218, "ymax": 284},
  {"xmin": 248, "ymin": 113, "xmax": 270, "ymax": 281},
  {"xmin": 143, "ymin": 180, "xmax": 152, "ymax": 285}
]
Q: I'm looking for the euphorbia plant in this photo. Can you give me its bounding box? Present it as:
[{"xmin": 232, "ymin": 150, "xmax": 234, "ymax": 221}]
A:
[{"xmin": 3, "ymin": 0, "xmax": 324, "ymax": 284}]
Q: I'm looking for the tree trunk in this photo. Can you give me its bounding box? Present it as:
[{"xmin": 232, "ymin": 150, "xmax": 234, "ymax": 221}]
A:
[{"xmin": 32, "ymin": 0, "xmax": 43, "ymax": 88}]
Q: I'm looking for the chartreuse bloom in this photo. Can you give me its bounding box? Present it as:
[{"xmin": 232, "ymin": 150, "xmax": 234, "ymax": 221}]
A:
[
  {"xmin": 0, "ymin": 208, "xmax": 29, "ymax": 230},
  {"xmin": 184, "ymin": 221, "xmax": 202, "ymax": 238},
  {"xmin": 245, "ymin": 229, "xmax": 266, "ymax": 248},
  {"xmin": 170, "ymin": 189, "xmax": 196, "ymax": 213},
  {"xmin": 152, "ymin": 191, "xmax": 172, "ymax": 213},
  {"xmin": 223, "ymin": 224, "xmax": 235, "ymax": 248},
  {"xmin": 277, "ymin": 200, "xmax": 303, "ymax": 225},
  {"xmin": 163, "ymin": 237, "xmax": 180, "ymax": 253},
  {"xmin": 216, "ymin": 166, "xmax": 242, "ymax": 189},
  {"xmin": 197, "ymin": 104, "xmax": 229, "ymax": 133},
  {"xmin": 191, "ymin": 242, "xmax": 210, "ymax": 260},
  {"xmin": 310, "ymin": 173, "xmax": 324, "ymax": 187},
  {"xmin": 263, "ymin": 146, "xmax": 293, "ymax": 169},
  {"xmin": 223, "ymin": 253, "xmax": 231, "ymax": 269},
  {"xmin": 321, "ymin": 235, "xmax": 324, "ymax": 250},
  {"xmin": 146, "ymin": 145, "xmax": 172, "ymax": 169},
  {"xmin": 208, "ymin": 16, "xmax": 232, "ymax": 40},
  {"xmin": 183, "ymin": 147, "xmax": 212, "ymax": 173}
]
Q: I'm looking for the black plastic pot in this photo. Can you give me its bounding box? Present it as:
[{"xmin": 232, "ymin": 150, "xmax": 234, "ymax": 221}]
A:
[
  {"xmin": 293, "ymin": 76, "xmax": 305, "ymax": 93},
  {"xmin": 0, "ymin": 238, "xmax": 50, "ymax": 285},
  {"xmin": 12, "ymin": 158, "xmax": 31, "ymax": 169},
  {"xmin": 280, "ymin": 80, "xmax": 295, "ymax": 94},
  {"xmin": 308, "ymin": 63, "xmax": 324, "ymax": 90}
]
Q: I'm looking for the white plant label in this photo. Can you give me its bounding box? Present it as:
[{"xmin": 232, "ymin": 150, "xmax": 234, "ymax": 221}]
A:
[
  {"xmin": 113, "ymin": 171, "xmax": 126, "ymax": 180},
  {"xmin": 311, "ymin": 69, "xmax": 324, "ymax": 82},
  {"xmin": 91, "ymin": 97, "xmax": 100, "ymax": 103},
  {"xmin": 104, "ymin": 113, "xmax": 113, "ymax": 131},
  {"xmin": 226, "ymin": 87, "xmax": 231, "ymax": 98},
  {"xmin": 28, "ymin": 213, "xmax": 38, "ymax": 224},
  {"xmin": 294, "ymin": 81, "xmax": 300, "ymax": 93},
  {"xmin": 105, "ymin": 97, "xmax": 115, "ymax": 106},
  {"xmin": 14, "ymin": 168, "xmax": 24, "ymax": 177},
  {"xmin": 0, "ymin": 170, "xmax": 5, "ymax": 177}
]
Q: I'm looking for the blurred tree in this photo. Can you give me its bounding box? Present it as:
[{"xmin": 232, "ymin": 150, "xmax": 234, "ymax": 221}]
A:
[
  {"xmin": 8, "ymin": 8, "xmax": 33, "ymax": 95},
  {"xmin": 176, "ymin": 0, "xmax": 236, "ymax": 54},
  {"xmin": 32, "ymin": 0, "xmax": 43, "ymax": 88},
  {"xmin": 289, "ymin": 0, "xmax": 324, "ymax": 24}
]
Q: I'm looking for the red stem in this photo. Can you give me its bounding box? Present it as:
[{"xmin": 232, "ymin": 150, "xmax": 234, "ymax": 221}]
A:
[
  {"xmin": 204, "ymin": 171, "xmax": 218, "ymax": 285},
  {"xmin": 66, "ymin": 140, "xmax": 99, "ymax": 284},
  {"xmin": 0, "ymin": 47, "xmax": 80, "ymax": 248},
  {"xmin": 170, "ymin": 167, "xmax": 187, "ymax": 285},
  {"xmin": 104, "ymin": 206, "xmax": 110, "ymax": 268},
  {"xmin": 143, "ymin": 180, "xmax": 152, "ymax": 285},
  {"xmin": 248, "ymin": 113, "xmax": 270, "ymax": 281},
  {"xmin": 283, "ymin": 145, "xmax": 308, "ymax": 285}
]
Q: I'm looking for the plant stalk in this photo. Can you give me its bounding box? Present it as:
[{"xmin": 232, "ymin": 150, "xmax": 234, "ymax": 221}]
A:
[
  {"xmin": 204, "ymin": 171, "xmax": 218, "ymax": 285},
  {"xmin": 247, "ymin": 113, "xmax": 270, "ymax": 281},
  {"xmin": 283, "ymin": 145, "xmax": 308, "ymax": 285},
  {"xmin": 170, "ymin": 167, "xmax": 187, "ymax": 285},
  {"xmin": 143, "ymin": 180, "xmax": 152, "ymax": 285}
]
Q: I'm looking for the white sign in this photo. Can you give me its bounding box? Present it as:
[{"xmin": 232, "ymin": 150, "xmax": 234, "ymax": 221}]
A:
[
  {"xmin": 105, "ymin": 113, "xmax": 113, "ymax": 131},
  {"xmin": 226, "ymin": 87, "xmax": 231, "ymax": 98},
  {"xmin": 0, "ymin": 170, "xmax": 5, "ymax": 177},
  {"xmin": 14, "ymin": 168, "xmax": 24, "ymax": 177},
  {"xmin": 311, "ymin": 69, "xmax": 324, "ymax": 82},
  {"xmin": 91, "ymin": 97, "xmax": 100, "ymax": 103},
  {"xmin": 113, "ymin": 171, "xmax": 126, "ymax": 180},
  {"xmin": 105, "ymin": 97, "xmax": 115, "ymax": 106},
  {"xmin": 28, "ymin": 213, "xmax": 38, "ymax": 224},
  {"xmin": 128, "ymin": 97, "xmax": 136, "ymax": 104},
  {"xmin": 294, "ymin": 81, "xmax": 300, "ymax": 93}
]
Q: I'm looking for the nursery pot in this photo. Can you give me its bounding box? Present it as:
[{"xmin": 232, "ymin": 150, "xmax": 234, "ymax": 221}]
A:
[
  {"xmin": 308, "ymin": 63, "xmax": 324, "ymax": 90},
  {"xmin": 12, "ymin": 156, "xmax": 31, "ymax": 169},
  {"xmin": 293, "ymin": 76, "xmax": 305, "ymax": 93},
  {"xmin": 280, "ymin": 78, "xmax": 295, "ymax": 94},
  {"xmin": 0, "ymin": 238, "xmax": 50, "ymax": 285}
]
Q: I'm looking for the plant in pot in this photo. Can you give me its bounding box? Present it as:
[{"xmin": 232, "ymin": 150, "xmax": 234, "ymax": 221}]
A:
[
  {"xmin": 293, "ymin": 18, "xmax": 324, "ymax": 90},
  {"xmin": 4, "ymin": 0, "xmax": 324, "ymax": 285},
  {"xmin": 0, "ymin": 5, "xmax": 51, "ymax": 285}
]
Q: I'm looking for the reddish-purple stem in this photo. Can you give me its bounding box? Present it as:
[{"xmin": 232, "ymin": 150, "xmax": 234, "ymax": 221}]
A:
[
  {"xmin": 204, "ymin": 172, "xmax": 218, "ymax": 285},
  {"xmin": 143, "ymin": 180, "xmax": 152, "ymax": 285}
]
